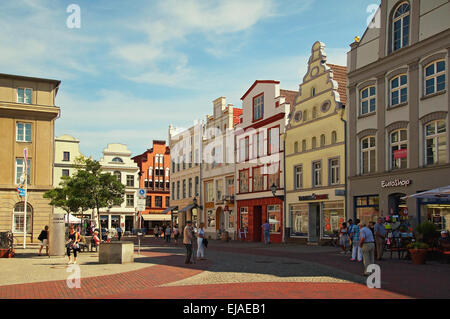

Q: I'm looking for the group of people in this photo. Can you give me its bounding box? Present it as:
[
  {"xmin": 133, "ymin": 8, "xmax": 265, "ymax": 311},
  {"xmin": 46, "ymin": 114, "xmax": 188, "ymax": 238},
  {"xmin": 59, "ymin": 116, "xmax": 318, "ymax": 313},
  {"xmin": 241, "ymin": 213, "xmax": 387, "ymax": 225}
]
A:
[
  {"xmin": 153, "ymin": 224, "xmax": 180, "ymax": 244},
  {"xmin": 183, "ymin": 221, "xmax": 208, "ymax": 264},
  {"xmin": 338, "ymin": 218, "xmax": 387, "ymax": 276}
]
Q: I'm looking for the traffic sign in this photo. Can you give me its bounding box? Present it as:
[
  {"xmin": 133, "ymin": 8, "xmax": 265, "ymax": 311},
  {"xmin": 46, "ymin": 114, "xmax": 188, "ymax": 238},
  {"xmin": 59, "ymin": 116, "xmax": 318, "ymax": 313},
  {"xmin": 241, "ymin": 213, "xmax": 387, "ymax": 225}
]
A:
[{"xmin": 138, "ymin": 188, "xmax": 146, "ymax": 198}]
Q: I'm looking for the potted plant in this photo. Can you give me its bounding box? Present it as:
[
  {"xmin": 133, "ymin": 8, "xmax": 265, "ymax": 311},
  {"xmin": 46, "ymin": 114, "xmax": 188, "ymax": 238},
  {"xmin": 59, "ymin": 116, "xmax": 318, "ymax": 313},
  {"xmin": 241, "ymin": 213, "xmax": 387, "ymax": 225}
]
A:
[
  {"xmin": 407, "ymin": 242, "xmax": 429, "ymax": 264},
  {"xmin": 415, "ymin": 221, "xmax": 438, "ymax": 244}
]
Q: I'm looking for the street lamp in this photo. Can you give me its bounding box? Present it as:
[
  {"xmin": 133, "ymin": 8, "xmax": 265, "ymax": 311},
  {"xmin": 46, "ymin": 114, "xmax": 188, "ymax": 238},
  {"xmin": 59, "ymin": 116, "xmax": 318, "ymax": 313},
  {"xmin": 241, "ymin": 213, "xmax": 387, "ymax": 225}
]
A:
[{"xmin": 270, "ymin": 183, "xmax": 284, "ymax": 201}]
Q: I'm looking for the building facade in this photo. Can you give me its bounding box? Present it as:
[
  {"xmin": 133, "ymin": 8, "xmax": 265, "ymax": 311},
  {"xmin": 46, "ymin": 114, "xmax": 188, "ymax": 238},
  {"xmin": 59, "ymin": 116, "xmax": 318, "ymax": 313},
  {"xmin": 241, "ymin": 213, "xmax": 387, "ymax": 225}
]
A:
[
  {"xmin": 235, "ymin": 80, "xmax": 296, "ymax": 243},
  {"xmin": 0, "ymin": 73, "xmax": 60, "ymax": 243},
  {"xmin": 285, "ymin": 42, "xmax": 347, "ymax": 244},
  {"xmin": 201, "ymin": 97, "xmax": 242, "ymax": 239},
  {"xmin": 347, "ymin": 0, "xmax": 450, "ymax": 230},
  {"xmin": 98, "ymin": 144, "xmax": 139, "ymax": 232},
  {"xmin": 53, "ymin": 134, "xmax": 84, "ymax": 216},
  {"xmin": 169, "ymin": 122, "xmax": 203, "ymax": 230},
  {"xmin": 132, "ymin": 140, "xmax": 171, "ymax": 230}
]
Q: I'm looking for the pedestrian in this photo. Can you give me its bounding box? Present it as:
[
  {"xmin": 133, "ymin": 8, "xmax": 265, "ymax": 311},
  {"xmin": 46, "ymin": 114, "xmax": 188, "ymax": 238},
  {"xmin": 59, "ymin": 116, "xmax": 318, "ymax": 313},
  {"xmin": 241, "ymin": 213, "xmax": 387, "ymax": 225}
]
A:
[
  {"xmin": 154, "ymin": 225, "xmax": 159, "ymax": 239},
  {"xmin": 66, "ymin": 225, "xmax": 80, "ymax": 264},
  {"xmin": 38, "ymin": 225, "xmax": 49, "ymax": 256},
  {"xmin": 173, "ymin": 225, "xmax": 180, "ymax": 244},
  {"xmin": 183, "ymin": 221, "xmax": 193, "ymax": 264},
  {"xmin": 339, "ymin": 222, "xmax": 349, "ymax": 254},
  {"xmin": 374, "ymin": 217, "xmax": 386, "ymax": 260},
  {"xmin": 350, "ymin": 219, "xmax": 362, "ymax": 262},
  {"xmin": 359, "ymin": 223, "xmax": 376, "ymax": 276},
  {"xmin": 162, "ymin": 225, "xmax": 167, "ymax": 240},
  {"xmin": 92, "ymin": 230, "xmax": 101, "ymax": 247},
  {"xmin": 197, "ymin": 222, "xmax": 207, "ymax": 260},
  {"xmin": 116, "ymin": 226, "xmax": 122, "ymax": 241},
  {"xmin": 262, "ymin": 220, "xmax": 271, "ymax": 245},
  {"xmin": 165, "ymin": 226, "xmax": 171, "ymax": 243}
]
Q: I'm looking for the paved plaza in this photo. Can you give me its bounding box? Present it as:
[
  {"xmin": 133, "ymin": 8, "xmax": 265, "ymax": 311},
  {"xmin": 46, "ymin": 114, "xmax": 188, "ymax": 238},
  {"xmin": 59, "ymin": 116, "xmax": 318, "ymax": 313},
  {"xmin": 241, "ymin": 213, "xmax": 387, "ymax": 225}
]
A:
[{"xmin": 0, "ymin": 237, "xmax": 449, "ymax": 299}]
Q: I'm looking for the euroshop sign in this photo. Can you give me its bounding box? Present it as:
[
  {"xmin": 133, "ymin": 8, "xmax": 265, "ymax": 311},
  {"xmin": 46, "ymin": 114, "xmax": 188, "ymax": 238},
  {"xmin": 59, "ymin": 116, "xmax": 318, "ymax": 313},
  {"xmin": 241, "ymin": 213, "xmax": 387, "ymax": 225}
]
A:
[{"xmin": 381, "ymin": 179, "xmax": 411, "ymax": 188}]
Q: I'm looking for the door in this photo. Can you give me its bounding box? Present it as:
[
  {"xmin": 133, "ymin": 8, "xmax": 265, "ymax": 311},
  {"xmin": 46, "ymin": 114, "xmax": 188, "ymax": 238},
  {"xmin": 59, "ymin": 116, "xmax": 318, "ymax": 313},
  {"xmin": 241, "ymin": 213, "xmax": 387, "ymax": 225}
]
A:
[
  {"xmin": 125, "ymin": 216, "xmax": 133, "ymax": 232},
  {"xmin": 308, "ymin": 203, "xmax": 321, "ymax": 242},
  {"xmin": 253, "ymin": 206, "xmax": 262, "ymax": 242}
]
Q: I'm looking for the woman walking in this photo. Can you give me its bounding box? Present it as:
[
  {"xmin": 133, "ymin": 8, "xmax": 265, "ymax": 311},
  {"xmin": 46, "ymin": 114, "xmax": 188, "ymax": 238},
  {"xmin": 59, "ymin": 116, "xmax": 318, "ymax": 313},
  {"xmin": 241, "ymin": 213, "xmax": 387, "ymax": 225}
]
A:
[
  {"xmin": 173, "ymin": 225, "xmax": 179, "ymax": 244},
  {"xmin": 196, "ymin": 222, "xmax": 207, "ymax": 260},
  {"xmin": 339, "ymin": 222, "xmax": 349, "ymax": 254},
  {"xmin": 66, "ymin": 225, "xmax": 80, "ymax": 264},
  {"xmin": 350, "ymin": 219, "xmax": 362, "ymax": 262}
]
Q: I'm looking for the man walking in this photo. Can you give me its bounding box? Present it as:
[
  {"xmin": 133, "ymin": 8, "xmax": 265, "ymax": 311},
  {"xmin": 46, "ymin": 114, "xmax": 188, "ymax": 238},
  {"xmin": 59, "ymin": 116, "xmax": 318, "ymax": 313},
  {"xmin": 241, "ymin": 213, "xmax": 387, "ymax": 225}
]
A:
[
  {"xmin": 350, "ymin": 219, "xmax": 362, "ymax": 262},
  {"xmin": 38, "ymin": 225, "xmax": 49, "ymax": 256},
  {"xmin": 262, "ymin": 220, "xmax": 271, "ymax": 245},
  {"xmin": 359, "ymin": 223, "xmax": 375, "ymax": 276},
  {"xmin": 183, "ymin": 221, "xmax": 193, "ymax": 264},
  {"xmin": 374, "ymin": 217, "xmax": 386, "ymax": 260}
]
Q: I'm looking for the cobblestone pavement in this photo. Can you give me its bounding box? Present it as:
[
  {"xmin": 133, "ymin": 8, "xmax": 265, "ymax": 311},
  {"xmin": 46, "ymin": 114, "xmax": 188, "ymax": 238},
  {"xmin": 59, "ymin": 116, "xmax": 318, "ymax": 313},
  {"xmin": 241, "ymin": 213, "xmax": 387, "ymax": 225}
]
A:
[{"xmin": 1, "ymin": 237, "xmax": 448, "ymax": 299}]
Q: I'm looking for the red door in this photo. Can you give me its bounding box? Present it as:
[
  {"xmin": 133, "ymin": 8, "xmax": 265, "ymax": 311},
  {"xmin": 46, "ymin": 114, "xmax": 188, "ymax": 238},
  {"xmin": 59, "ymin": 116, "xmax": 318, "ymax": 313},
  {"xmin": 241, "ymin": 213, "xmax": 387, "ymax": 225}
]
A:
[{"xmin": 253, "ymin": 206, "xmax": 262, "ymax": 242}]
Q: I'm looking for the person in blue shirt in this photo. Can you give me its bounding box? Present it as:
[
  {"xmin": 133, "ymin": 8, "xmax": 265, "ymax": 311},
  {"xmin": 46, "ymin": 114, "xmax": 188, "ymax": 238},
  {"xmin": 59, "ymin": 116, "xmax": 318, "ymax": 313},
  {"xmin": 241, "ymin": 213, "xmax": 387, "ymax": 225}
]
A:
[
  {"xmin": 350, "ymin": 219, "xmax": 362, "ymax": 262},
  {"xmin": 262, "ymin": 221, "xmax": 271, "ymax": 245},
  {"xmin": 359, "ymin": 223, "xmax": 375, "ymax": 276}
]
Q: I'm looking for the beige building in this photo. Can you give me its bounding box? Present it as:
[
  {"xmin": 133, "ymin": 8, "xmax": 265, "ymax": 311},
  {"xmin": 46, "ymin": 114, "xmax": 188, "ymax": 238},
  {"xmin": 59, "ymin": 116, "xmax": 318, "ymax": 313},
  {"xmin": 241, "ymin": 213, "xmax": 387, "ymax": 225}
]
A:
[
  {"xmin": 347, "ymin": 0, "xmax": 450, "ymax": 230},
  {"xmin": 53, "ymin": 134, "xmax": 84, "ymax": 216},
  {"xmin": 0, "ymin": 73, "xmax": 60, "ymax": 244},
  {"xmin": 169, "ymin": 122, "xmax": 203, "ymax": 230},
  {"xmin": 285, "ymin": 42, "xmax": 347, "ymax": 244},
  {"xmin": 201, "ymin": 97, "xmax": 242, "ymax": 239}
]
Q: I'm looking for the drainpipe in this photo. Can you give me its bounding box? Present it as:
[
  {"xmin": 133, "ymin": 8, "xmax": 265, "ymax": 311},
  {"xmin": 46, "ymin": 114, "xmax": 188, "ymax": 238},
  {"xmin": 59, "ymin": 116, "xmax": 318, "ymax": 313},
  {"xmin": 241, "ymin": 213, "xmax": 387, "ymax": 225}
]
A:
[
  {"xmin": 339, "ymin": 104, "xmax": 348, "ymax": 220},
  {"xmin": 283, "ymin": 137, "xmax": 287, "ymax": 244}
]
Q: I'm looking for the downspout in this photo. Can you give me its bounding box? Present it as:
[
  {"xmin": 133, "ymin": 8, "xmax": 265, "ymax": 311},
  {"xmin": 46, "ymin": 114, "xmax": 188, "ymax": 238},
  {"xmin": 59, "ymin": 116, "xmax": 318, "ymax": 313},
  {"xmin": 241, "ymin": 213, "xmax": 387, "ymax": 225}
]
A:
[
  {"xmin": 339, "ymin": 105, "xmax": 348, "ymax": 220},
  {"xmin": 283, "ymin": 137, "xmax": 287, "ymax": 244}
]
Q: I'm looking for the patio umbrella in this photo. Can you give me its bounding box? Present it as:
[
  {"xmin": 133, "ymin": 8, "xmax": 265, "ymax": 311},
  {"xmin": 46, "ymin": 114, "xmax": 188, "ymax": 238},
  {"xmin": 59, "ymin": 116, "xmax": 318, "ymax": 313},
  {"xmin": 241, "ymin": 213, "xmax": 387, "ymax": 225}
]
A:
[
  {"xmin": 65, "ymin": 214, "xmax": 82, "ymax": 224},
  {"xmin": 401, "ymin": 185, "xmax": 450, "ymax": 200}
]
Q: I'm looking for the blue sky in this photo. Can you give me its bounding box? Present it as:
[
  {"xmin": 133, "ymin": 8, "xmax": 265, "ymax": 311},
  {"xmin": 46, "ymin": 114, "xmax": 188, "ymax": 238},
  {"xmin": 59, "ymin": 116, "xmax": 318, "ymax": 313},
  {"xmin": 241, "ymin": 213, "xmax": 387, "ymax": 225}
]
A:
[{"xmin": 0, "ymin": 0, "xmax": 380, "ymax": 159}]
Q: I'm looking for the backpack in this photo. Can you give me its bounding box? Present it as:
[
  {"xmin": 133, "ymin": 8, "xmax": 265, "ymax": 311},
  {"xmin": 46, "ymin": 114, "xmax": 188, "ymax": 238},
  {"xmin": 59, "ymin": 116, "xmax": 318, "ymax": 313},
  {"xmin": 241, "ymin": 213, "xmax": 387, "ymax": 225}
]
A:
[{"xmin": 38, "ymin": 231, "xmax": 45, "ymax": 241}]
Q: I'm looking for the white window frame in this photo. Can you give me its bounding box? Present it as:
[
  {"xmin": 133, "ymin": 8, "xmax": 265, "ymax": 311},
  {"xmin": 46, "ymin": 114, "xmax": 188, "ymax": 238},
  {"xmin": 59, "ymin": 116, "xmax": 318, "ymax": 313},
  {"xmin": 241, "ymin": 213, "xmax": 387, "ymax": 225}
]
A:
[
  {"xmin": 360, "ymin": 86, "xmax": 376, "ymax": 115},
  {"xmin": 390, "ymin": 74, "xmax": 408, "ymax": 106},
  {"xmin": 329, "ymin": 158, "xmax": 340, "ymax": 185},
  {"xmin": 12, "ymin": 203, "xmax": 32, "ymax": 234},
  {"xmin": 294, "ymin": 165, "xmax": 303, "ymax": 189},
  {"xmin": 15, "ymin": 158, "xmax": 31, "ymax": 185},
  {"xmin": 361, "ymin": 136, "xmax": 376, "ymax": 174},
  {"xmin": 312, "ymin": 161, "xmax": 322, "ymax": 187},
  {"xmin": 390, "ymin": 129, "xmax": 408, "ymax": 170},
  {"xmin": 392, "ymin": 2, "xmax": 410, "ymax": 52},
  {"xmin": 424, "ymin": 60, "xmax": 446, "ymax": 96},
  {"xmin": 16, "ymin": 122, "xmax": 32, "ymax": 142},
  {"xmin": 425, "ymin": 120, "xmax": 447, "ymax": 166},
  {"xmin": 17, "ymin": 88, "xmax": 32, "ymax": 104}
]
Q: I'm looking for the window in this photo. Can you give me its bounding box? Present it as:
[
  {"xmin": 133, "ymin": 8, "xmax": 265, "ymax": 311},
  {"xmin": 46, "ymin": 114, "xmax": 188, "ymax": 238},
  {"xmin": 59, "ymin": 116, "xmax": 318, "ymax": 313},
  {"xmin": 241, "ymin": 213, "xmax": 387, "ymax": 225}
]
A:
[
  {"xmin": 268, "ymin": 127, "xmax": 279, "ymax": 154},
  {"xmin": 112, "ymin": 157, "xmax": 123, "ymax": 163},
  {"xmin": 303, "ymin": 110, "xmax": 308, "ymax": 121},
  {"xmin": 226, "ymin": 177, "xmax": 234, "ymax": 196},
  {"xmin": 312, "ymin": 107, "xmax": 318, "ymax": 119},
  {"xmin": 360, "ymin": 86, "xmax": 376, "ymax": 115},
  {"xmin": 390, "ymin": 129, "xmax": 408, "ymax": 169},
  {"xmin": 239, "ymin": 138, "xmax": 249, "ymax": 162},
  {"xmin": 361, "ymin": 136, "xmax": 376, "ymax": 174},
  {"xmin": 171, "ymin": 182, "xmax": 175, "ymax": 200},
  {"xmin": 216, "ymin": 179, "xmax": 223, "ymax": 201},
  {"xmin": 294, "ymin": 111, "xmax": 302, "ymax": 122},
  {"xmin": 267, "ymin": 163, "xmax": 279, "ymax": 189},
  {"xmin": 177, "ymin": 181, "xmax": 180, "ymax": 200},
  {"xmin": 113, "ymin": 171, "xmax": 121, "ymax": 183},
  {"xmin": 182, "ymin": 179, "xmax": 186, "ymax": 198},
  {"xmin": 331, "ymin": 131, "xmax": 337, "ymax": 144},
  {"xmin": 253, "ymin": 167, "xmax": 264, "ymax": 192},
  {"xmin": 425, "ymin": 120, "xmax": 447, "ymax": 165},
  {"xmin": 239, "ymin": 170, "xmax": 249, "ymax": 193},
  {"xmin": 323, "ymin": 201, "xmax": 345, "ymax": 237},
  {"xmin": 329, "ymin": 158, "xmax": 340, "ymax": 185},
  {"xmin": 294, "ymin": 165, "xmax": 303, "ymax": 189},
  {"xmin": 13, "ymin": 202, "xmax": 32, "ymax": 234},
  {"xmin": 165, "ymin": 197, "xmax": 170, "ymax": 207},
  {"xmin": 189, "ymin": 151, "xmax": 192, "ymax": 168},
  {"xmin": 294, "ymin": 142, "xmax": 299, "ymax": 153},
  {"xmin": 312, "ymin": 161, "xmax": 322, "ymax": 187},
  {"xmin": 195, "ymin": 176, "xmax": 199, "ymax": 196},
  {"xmin": 206, "ymin": 182, "xmax": 214, "ymax": 202},
  {"xmin": 392, "ymin": 2, "xmax": 410, "ymax": 52},
  {"xmin": 125, "ymin": 175, "xmax": 134, "ymax": 187},
  {"xmin": 258, "ymin": 132, "xmax": 264, "ymax": 157},
  {"xmin": 355, "ymin": 195, "xmax": 380, "ymax": 227},
  {"xmin": 126, "ymin": 194, "xmax": 134, "ymax": 207},
  {"xmin": 16, "ymin": 123, "xmax": 31, "ymax": 142},
  {"xmin": 267, "ymin": 205, "xmax": 281, "ymax": 233},
  {"xmin": 320, "ymin": 134, "xmax": 325, "ymax": 147},
  {"xmin": 425, "ymin": 60, "xmax": 446, "ymax": 96},
  {"xmin": 240, "ymin": 207, "xmax": 249, "ymax": 230},
  {"xmin": 146, "ymin": 196, "xmax": 152, "ymax": 207},
  {"xmin": 302, "ymin": 139, "xmax": 307, "ymax": 152},
  {"xmin": 15, "ymin": 158, "xmax": 31, "ymax": 185},
  {"xmin": 172, "ymin": 161, "xmax": 175, "ymax": 173},
  {"xmin": 390, "ymin": 74, "xmax": 408, "ymax": 106},
  {"xmin": 17, "ymin": 88, "xmax": 32, "ymax": 104},
  {"xmin": 155, "ymin": 196, "xmax": 162, "ymax": 208},
  {"xmin": 290, "ymin": 204, "xmax": 308, "ymax": 237},
  {"xmin": 253, "ymin": 93, "xmax": 264, "ymax": 121},
  {"xmin": 312, "ymin": 137, "xmax": 317, "ymax": 149},
  {"xmin": 207, "ymin": 210, "xmax": 215, "ymax": 228},
  {"xmin": 63, "ymin": 152, "xmax": 70, "ymax": 162},
  {"xmin": 311, "ymin": 87, "xmax": 316, "ymax": 97},
  {"xmin": 188, "ymin": 178, "xmax": 192, "ymax": 198},
  {"xmin": 62, "ymin": 169, "xmax": 70, "ymax": 177}
]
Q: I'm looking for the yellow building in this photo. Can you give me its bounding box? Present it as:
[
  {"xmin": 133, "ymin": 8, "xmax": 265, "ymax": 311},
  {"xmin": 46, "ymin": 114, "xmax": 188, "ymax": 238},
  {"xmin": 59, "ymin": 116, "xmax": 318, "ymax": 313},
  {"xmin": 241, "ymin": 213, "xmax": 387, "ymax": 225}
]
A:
[
  {"xmin": 0, "ymin": 73, "xmax": 60, "ymax": 244},
  {"xmin": 285, "ymin": 42, "xmax": 347, "ymax": 244}
]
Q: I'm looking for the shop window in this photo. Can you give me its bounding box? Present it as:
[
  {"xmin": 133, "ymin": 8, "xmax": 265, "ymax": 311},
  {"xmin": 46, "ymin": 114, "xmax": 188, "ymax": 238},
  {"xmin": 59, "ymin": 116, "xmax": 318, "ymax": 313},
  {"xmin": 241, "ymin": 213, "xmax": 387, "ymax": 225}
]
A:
[
  {"xmin": 360, "ymin": 86, "xmax": 376, "ymax": 115},
  {"xmin": 425, "ymin": 120, "xmax": 446, "ymax": 166},
  {"xmin": 240, "ymin": 207, "xmax": 249, "ymax": 230},
  {"xmin": 12, "ymin": 202, "xmax": 32, "ymax": 234},
  {"xmin": 424, "ymin": 60, "xmax": 446, "ymax": 96},
  {"xmin": 361, "ymin": 136, "xmax": 376, "ymax": 174},
  {"xmin": 390, "ymin": 129, "xmax": 408, "ymax": 170},
  {"xmin": 290, "ymin": 204, "xmax": 309, "ymax": 237},
  {"xmin": 354, "ymin": 195, "xmax": 380, "ymax": 227},
  {"xmin": 110, "ymin": 215, "xmax": 120, "ymax": 228},
  {"xmin": 267, "ymin": 205, "xmax": 281, "ymax": 233},
  {"xmin": 423, "ymin": 203, "xmax": 450, "ymax": 232},
  {"xmin": 100, "ymin": 215, "xmax": 108, "ymax": 229},
  {"xmin": 322, "ymin": 201, "xmax": 344, "ymax": 237},
  {"xmin": 207, "ymin": 210, "xmax": 215, "ymax": 228},
  {"xmin": 229, "ymin": 211, "xmax": 235, "ymax": 229},
  {"xmin": 391, "ymin": 2, "xmax": 410, "ymax": 52},
  {"xmin": 390, "ymin": 74, "xmax": 408, "ymax": 106},
  {"xmin": 253, "ymin": 166, "xmax": 264, "ymax": 192}
]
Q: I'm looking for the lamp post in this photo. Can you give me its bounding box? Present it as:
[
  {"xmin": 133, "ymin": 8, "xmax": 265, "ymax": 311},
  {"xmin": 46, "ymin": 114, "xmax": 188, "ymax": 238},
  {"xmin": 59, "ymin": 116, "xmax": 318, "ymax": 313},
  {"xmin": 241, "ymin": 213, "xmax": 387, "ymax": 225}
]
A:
[
  {"xmin": 270, "ymin": 183, "xmax": 286, "ymax": 243},
  {"xmin": 338, "ymin": 103, "xmax": 348, "ymax": 220}
]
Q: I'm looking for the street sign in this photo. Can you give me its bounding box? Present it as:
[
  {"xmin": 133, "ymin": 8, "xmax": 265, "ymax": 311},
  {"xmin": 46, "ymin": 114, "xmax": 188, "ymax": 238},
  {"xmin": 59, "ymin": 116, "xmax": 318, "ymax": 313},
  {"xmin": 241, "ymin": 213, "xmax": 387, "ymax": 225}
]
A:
[
  {"xmin": 17, "ymin": 187, "xmax": 26, "ymax": 197},
  {"xmin": 138, "ymin": 189, "xmax": 146, "ymax": 199}
]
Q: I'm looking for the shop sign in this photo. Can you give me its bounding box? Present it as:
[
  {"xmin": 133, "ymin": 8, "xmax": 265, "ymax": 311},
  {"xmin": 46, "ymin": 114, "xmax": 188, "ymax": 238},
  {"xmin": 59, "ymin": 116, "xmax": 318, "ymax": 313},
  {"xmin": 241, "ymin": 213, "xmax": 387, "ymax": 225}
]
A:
[
  {"xmin": 298, "ymin": 194, "xmax": 329, "ymax": 201},
  {"xmin": 381, "ymin": 179, "xmax": 411, "ymax": 188},
  {"xmin": 394, "ymin": 149, "xmax": 407, "ymax": 159}
]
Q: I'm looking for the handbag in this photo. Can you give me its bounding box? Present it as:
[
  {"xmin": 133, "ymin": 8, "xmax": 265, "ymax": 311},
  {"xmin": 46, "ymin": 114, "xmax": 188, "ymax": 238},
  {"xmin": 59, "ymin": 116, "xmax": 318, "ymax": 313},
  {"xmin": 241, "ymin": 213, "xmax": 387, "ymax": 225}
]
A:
[{"xmin": 203, "ymin": 238, "xmax": 208, "ymax": 248}]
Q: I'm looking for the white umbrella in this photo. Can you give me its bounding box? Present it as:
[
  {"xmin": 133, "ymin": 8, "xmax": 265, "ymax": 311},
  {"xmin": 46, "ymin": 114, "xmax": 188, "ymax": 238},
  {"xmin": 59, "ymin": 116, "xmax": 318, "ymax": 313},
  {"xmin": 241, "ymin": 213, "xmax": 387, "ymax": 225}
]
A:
[
  {"xmin": 65, "ymin": 214, "xmax": 82, "ymax": 224},
  {"xmin": 401, "ymin": 185, "xmax": 450, "ymax": 200}
]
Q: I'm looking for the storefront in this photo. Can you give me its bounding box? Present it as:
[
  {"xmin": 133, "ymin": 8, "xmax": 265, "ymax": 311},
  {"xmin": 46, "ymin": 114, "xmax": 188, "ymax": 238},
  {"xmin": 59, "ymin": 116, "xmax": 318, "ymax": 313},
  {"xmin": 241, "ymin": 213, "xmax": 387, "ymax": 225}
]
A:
[
  {"xmin": 420, "ymin": 199, "xmax": 450, "ymax": 232},
  {"xmin": 237, "ymin": 197, "xmax": 283, "ymax": 243},
  {"xmin": 99, "ymin": 213, "xmax": 133, "ymax": 232},
  {"xmin": 205, "ymin": 204, "xmax": 236, "ymax": 240}
]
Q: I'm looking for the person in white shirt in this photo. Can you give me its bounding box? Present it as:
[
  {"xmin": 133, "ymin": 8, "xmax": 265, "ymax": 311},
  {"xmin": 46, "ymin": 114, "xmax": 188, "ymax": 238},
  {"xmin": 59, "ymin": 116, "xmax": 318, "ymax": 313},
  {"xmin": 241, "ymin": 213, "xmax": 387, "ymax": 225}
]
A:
[
  {"xmin": 359, "ymin": 224, "xmax": 376, "ymax": 276},
  {"xmin": 197, "ymin": 222, "xmax": 206, "ymax": 260}
]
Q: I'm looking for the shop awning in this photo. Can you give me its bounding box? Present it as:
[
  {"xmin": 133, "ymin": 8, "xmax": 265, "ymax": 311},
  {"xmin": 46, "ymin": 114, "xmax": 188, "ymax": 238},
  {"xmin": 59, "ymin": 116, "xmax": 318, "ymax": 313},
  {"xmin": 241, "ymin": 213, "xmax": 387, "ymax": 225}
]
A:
[
  {"xmin": 178, "ymin": 204, "xmax": 195, "ymax": 213},
  {"xmin": 161, "ymin": 206, "xmax": 178, "ymax": 214},
  {"xmin": 401, "ymin": 185, "xmax": 450, "ymax": 200},
  {"xmin": 65, "ymin": 214, "xmax": 82, "ymax": 224},
  {"xmin": 141, "ymin": 214, "xmax": 172, "ymax": 221}
]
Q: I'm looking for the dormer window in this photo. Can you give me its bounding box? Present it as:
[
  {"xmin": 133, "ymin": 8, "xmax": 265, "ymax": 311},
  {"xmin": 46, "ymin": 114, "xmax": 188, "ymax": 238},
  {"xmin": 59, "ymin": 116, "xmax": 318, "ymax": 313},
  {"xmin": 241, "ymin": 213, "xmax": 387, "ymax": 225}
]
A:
[
  {"xmin": 112, "ymin": 157, "xmax": 123, "ymax": 163},
  {"xmin": 253, "ymin": 93, "xmax": 264, "ymax": 121},
  {"xmin": 392, "ymin": 2, "xmax": 410, "ymax": 52}
]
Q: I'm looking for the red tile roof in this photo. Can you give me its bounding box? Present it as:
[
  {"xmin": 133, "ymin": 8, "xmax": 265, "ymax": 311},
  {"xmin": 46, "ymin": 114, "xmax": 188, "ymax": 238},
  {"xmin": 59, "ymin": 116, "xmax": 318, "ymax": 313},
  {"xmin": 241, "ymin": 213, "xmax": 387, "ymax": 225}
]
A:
[
  {"xmin": 233, "ymin": 108, "xmax": 243, "ymax": 127},
  {"xmin": 327, "ymin": 64, "xmax": 347, "ymax": 105},
  {"xmin": 280, "ymin": 89, "xmax": 298, "ymax": 112}
]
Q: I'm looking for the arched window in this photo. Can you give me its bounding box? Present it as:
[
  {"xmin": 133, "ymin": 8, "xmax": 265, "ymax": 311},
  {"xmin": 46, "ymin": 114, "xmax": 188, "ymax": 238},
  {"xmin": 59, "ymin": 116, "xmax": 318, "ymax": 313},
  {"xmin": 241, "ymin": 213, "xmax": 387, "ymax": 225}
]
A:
[
  {"xmin": 302, "ymin": 139, "xmax": 307, "ymax": 152},
  {"xmin": 361, "ymin": 136, "xmax": 376, "ymax": 174},
  {"xmin": 390, "ymin": 74, "xmax": 408, "ymax": 106},
  {"xmin": 13, "ymin": 202, "xmax": 32, "ymax": 234},
  {"xmin": 303, "ymin": 110, "xmax": 308, "ymax": 121},
  {"xmin": 311, "ymin": 87, "xmax": 316, "ymax": 97},
  {"xmin": 112, "ymin": 157, "xmax": 123, "ymax": 163},
  {"xmin": 390, "ymin": 129, "xmax": 408, "ymax": 169},
  {"xmin": 424, "ymin": 60, "xmax": 446, "ymax": 96},
  {"xmin": 392, "ymin": 2, "xmax": 410, "ymax": 52},
  {"xmin": 331, "ymin": 131, "xmax": 337, "ymax": 144},
  {"xmin": 312, "ymin": 137, "xmax": 317, "ymax": 149},
  {"xmin": 360, "ymin": 86, "xmax": 376, "ymax": 115},
  {"xmin": 312, "ymin": 107, "xmax": 318, "ymax": 119},
  {"xmin": 294, "ymin": 142, "xmax": 299, "ymax": 153},
  {"xmin": 320, "ymin": 134, "xmax": 326, "ymax": 147},
  {"xmin": 113, "ymin": 171, "xmax": 121, "ymax": 182}
]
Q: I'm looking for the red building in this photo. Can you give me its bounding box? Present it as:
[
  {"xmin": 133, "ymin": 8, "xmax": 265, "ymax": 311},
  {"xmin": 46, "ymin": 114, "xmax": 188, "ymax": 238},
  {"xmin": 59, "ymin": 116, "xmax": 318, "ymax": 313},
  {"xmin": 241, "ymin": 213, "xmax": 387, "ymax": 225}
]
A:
[
  {"xmin": 235, "ymin": 80, "xmax": 296, "ymax": 243},
  {"xmin": 132, "ymin": 140, "xmax": 171, "ymax": 230}
]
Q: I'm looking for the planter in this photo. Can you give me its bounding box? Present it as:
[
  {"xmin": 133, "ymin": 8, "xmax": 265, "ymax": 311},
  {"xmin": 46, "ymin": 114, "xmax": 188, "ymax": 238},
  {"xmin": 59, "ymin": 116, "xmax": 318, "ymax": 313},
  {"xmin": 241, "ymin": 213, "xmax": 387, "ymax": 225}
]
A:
[
  {"xmin": 0, "ymin": 248, "xmax": 9, "ymax": 258},
  {"xmin": 409, "ymin": 248, "xmax": 427, "ymax": 265}
]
